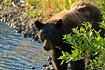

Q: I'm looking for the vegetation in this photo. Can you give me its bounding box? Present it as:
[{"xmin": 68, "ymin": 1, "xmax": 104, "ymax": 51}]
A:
[
  {"xmin": 3, "ymin": 0, "xmax": 104, "ymax": 21},
  {"xmin": 59, "ymin": 22, "xmax": 105, "ymax": 69},
  {"xmin": 25, "ymin": 0, "xmax": 104, "ymax": 21},
  {"xmin": 24, "ymin": 1, "xmax": 105, "ymax": 69},
  {"xmin": 59, "ymin": 0, "xmax": 105, "ymax": 70},
  {"xmin": 24, "ymin": 0, "xmax": 105, "ymax": 69},
  {"xmin": 2, "ymin": 0, "xmax": 105, "ymax": 69}
]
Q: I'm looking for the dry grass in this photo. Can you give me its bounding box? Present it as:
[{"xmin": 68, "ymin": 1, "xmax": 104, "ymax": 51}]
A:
[{"xmin": 25, "ymin": 0, "xmax": 104, "ymax": 21}]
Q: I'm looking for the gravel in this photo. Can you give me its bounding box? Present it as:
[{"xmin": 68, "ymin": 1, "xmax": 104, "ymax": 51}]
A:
[{"xmin": 0, "ymin": 0, "xmax": 55, "ymax": 70}]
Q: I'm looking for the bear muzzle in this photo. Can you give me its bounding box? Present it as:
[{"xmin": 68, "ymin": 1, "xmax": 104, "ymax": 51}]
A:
[
  {"xmin": 43, "ymin": 46, "xmax": 50, "ymax": 51},
  {"xmin": 43, "ymin": 45, "xmax": 54, "ymax": 51}
]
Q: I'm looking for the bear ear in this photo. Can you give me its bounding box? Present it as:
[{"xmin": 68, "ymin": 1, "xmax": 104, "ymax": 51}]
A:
[
  {"xmin": 55, "ymin": 19, "xmax": 62, "ymax": 29},
  {"xmin": 34, "ymin": 21, "xmax": 44, "ymax": 30}
]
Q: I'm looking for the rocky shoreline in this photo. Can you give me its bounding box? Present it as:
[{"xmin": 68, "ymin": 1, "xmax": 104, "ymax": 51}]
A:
[
  {"xmin": 0, "ymin": 0, "xmax": 39, "ymax": 41},
  {"xmin": 0, "ymin": 0, "xmax": 55, "ymax": 70}
]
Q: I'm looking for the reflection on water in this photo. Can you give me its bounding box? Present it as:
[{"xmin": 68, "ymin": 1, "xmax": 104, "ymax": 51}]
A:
[{"xmin": 0, "ymin": 22, "xmax": 50, "ymax": 70}]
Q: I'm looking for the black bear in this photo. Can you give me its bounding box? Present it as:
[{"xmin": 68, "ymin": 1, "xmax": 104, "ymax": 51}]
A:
[{"xmin": 35, "ymin": 1, "xmax": 102, "ymax": 70}]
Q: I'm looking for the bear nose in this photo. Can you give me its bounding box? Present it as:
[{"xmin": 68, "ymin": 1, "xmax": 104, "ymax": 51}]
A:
[{"xmin": 43, "ymin": 46, "xmax": 50, "ymax": 51}]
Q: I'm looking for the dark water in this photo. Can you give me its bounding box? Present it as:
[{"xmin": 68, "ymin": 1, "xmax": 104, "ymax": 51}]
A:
[{"xmin": 0, "ymin": 22, "xmax": 50, "ymax": 70}]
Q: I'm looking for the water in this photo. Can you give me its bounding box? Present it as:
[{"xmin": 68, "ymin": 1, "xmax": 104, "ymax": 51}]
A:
[{"xmin": 0, "ymin": 22, "xmax": 50, "ymax": 70}]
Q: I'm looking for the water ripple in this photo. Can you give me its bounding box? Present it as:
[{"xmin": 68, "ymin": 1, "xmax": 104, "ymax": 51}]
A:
[{"xmin": 0, "ymin": 22, "xmax": 49, "ymax": 70}]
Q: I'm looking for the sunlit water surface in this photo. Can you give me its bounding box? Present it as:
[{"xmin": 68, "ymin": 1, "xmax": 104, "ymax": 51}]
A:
[{"xmin": 0, "ymin": 22, "xmax": 50, "ymax": 70}]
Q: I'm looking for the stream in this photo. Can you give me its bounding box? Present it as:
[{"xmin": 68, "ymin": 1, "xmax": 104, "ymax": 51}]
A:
[{"xmin": 0, "ymin": 21, "xmax": 50, "ymax": 70}]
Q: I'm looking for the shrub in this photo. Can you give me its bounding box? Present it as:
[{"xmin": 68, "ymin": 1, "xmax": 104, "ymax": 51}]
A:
[{"xmin": 59, "ymin": 1, "xmax": 105, "ymax": 69}]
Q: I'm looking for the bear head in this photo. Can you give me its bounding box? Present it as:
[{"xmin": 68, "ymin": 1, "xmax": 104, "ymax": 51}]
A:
[{"xmin": 35, "ymin": 19, "xmax": 63, "ymax": 51}]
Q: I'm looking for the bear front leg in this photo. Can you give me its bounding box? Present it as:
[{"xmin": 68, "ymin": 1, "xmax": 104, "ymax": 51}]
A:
[
  {"xmin": 71, "ymin": 59, "xmax": 85, "ymax": 70},
  {"xmin": 51, "ymin": 48, "xmax": 67, "ymax": 70}
]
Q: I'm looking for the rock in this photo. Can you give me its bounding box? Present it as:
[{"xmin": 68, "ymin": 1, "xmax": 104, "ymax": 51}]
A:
[
  {"xmin": 20, "ymin": 0, "xmax": 26, "ymax": 4},
  {"xmin": 49, "ymin": 62, "xmax": 52, "ymax": 65},
  {"xmin": 0, "ymin": 0, "xmax": 39, "ymax": 39},
  {"xmin": 7, "ymin": 23, "xmax": 11, "ymax": 26},
  {"xmin": 0, "ymin": 1, "xmax": 57, "ymax": 70},
  {"xmin": 21, "ymin": 4, "xmax": 26, "ymax": 8},
  {"xmin": 10, "ymin": 23, "xmax": 13, "ymax": 28},
  {"xmin": 43, "ymin": 64, "xmax": 48, "ymax": 67},
  {"xmin": 4, "ymin": 19, "xmax": 7, "ymax": 22},
  {"xmin": 16, "ymin": 30, "xmax": 22, "ymax": 33},
  {"xmin": 34, "ymin": 34, "xmax": 38, "ymax": 40},
  {"xmin": 22, "ymin": 31, "xmax": 25, "ymax": 35},
  {"xmin": 50, "ymin": 67, "xmax": 55, "ymax": 70},
  {"xmin": 0, "ymin": 17, "xmax": 1, "ymax": 19},
  {"xmin": 9, "ymin": 14, "xmax": 13, "ymax": 19},
  {"xmin": 48, "ymin": 57, "xmax": 52, "ymax": 61},
  {"xmin": 6, "ymin": 18, "xmax": 10, "ymax": 22},
  {"xmin": 12, "ymin": 18, "xmax": 17, "ymax": 23},
  {"xmin": 42, "ymin": 67, "xmax": 46, "ymax": 70},
  {"xmin": 3, "ymin": 14, "xmax": 8, "ymax": 17},
  {"xmin": 46, "ymin": 67, "xmax": 50, "ymax": 70},
  {"xmin": 14, "ymin": 0, "xmax": 20, "ymax": 5},
  {"xmin": 23, "ymin": 33, "xmax": 28, "ymax": 37},
  {"xmin": 31, "ymin": 67, "xmax": 35, "ymax": 69},
  {"xmin": 31, "ymin": 34, "xmax": 35, "ymax": 38}
]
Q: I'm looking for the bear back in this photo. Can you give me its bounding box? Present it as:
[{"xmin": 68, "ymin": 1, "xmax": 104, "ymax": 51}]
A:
[{"xmin": 45, "ymin": 1, "xmax": 102, "ymax": 34}]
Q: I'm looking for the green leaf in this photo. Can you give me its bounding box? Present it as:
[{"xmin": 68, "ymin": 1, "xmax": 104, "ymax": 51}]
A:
[
  {"xmin": 61, "ymin": 18, "xmax": 105, "ymax": 69},
  {"xmin": 61, "ymin": 60, "xmax": 65, "ymax": 65}
]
